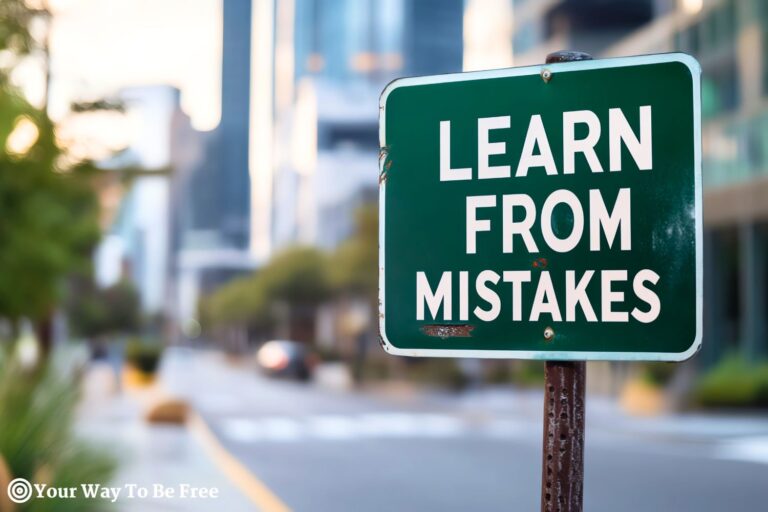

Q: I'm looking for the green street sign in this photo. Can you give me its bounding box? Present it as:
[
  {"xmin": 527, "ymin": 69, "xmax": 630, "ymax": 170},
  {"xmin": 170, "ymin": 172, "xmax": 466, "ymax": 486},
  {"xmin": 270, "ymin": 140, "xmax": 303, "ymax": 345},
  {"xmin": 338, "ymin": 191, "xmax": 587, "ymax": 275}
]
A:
[{"xmin": 378, "ymin": 53, "xmax": 702, "ymax": 361}]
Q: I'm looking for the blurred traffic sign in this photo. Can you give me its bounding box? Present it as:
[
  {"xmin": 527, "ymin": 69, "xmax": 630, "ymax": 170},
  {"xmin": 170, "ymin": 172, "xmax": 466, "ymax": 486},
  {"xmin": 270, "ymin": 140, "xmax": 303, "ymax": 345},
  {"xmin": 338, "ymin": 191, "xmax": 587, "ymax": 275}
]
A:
[{"xmin": 378, "ymin": 53, "xmax": 702, "ymax": 361}]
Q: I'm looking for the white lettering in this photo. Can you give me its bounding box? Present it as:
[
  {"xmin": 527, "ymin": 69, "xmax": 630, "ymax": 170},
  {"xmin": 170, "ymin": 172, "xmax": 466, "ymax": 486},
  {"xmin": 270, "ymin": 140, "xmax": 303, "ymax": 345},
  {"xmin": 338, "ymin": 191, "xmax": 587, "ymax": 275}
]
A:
[
  {"xmin": 609, "ymin": 106, "xmax": 652, "ymax": 171},
  {"xmin": 565, "ymin": 270, "xmax": 597, "ymax": 322},
  {"xmin": 416, "ymin": 271, "xmax": 452, "ymax": 320},
  {"xmin": 478, "ymin": 116, "xmax": 511, "ymax": 179},
  {"xmin": 475, "ymin": 270, "xmax": 501, "ymax": 321},
  {"xmin": 564, "ymin": 110, "xmax": 603, "ymax": 173},
  {"xmin": 530, "ymin": 271, "xmax": 562, "ymax": 321},
  {"xmin": 503, "ymin": 194, "xmax": 539, "ymax": 253},
  {"xmin": 601, "ymin": 270, "xmax": 628, "ymax": 322},
  {"xmin": 589, "ymin": 188, "xmax": 631, "ymax": 251},
  {"xmin": 516, "ymin": 114, "xmax": 557, "ymax": 177},
  {"xmin": 467, "ymin": 195, "xmax": 496, "ymax": 254},
  {"xmin": 541, "ymin": 189, "xmax": 584, "ymax": 253},
  {"xmin": 440, "ymin": 120, "xmax": 472, "ymax": 181},
  {"xmin": 503, "ymin": 270, "xmax": 531, "ymax": 321},
  {"xmin": 631, "ymin": 269, "xmax": 661, "ymax": 323}
]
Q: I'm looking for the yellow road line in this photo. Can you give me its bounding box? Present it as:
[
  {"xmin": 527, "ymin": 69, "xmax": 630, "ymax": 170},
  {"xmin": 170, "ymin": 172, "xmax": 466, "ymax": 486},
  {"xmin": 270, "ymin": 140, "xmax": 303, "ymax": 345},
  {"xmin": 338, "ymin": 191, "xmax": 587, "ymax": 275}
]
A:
[{"xmin": 188, "ymin": 412, "xmax": 292, "ymax": 512}]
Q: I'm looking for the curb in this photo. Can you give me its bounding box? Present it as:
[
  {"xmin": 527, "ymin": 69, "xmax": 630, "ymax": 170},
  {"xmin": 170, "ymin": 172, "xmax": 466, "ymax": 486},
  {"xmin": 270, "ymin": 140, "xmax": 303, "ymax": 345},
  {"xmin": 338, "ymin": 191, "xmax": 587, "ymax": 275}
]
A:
[{"xmin": 187, "ymin": 412, "xmax": 292, "ymax": 512}]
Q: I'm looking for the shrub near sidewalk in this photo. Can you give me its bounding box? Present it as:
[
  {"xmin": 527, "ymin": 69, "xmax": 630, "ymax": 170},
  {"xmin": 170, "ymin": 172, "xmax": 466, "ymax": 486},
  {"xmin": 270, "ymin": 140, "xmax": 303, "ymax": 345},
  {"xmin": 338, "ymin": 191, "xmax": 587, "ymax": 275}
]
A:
[
  {"xmin": 0, "ymin": 353, "xmax": 117, "ymax": 511},
  {"xmin": 123, "ymin": 339, "xmax": 163, "ymax": 387},
  {"xmin": 693, "ymin": 356, "xmax": 768, "ymax": 409}
]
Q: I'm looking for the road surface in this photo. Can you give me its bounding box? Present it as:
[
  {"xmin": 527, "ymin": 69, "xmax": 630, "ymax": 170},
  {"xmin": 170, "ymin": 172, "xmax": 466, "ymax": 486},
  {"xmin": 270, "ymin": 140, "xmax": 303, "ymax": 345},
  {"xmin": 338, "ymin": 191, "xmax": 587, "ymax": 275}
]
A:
[{"xmin": 162, "ymin": 348, "xmax": 768, "ymax": 511}]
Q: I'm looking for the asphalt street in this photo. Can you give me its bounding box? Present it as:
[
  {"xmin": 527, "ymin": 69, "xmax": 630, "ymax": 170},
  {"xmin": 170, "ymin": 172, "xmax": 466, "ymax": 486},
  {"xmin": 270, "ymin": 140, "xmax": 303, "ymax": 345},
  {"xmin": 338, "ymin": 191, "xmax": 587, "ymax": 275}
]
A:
[{"xmin": 162, "ymin": 348, "xmax": 768, "ymax": 511}]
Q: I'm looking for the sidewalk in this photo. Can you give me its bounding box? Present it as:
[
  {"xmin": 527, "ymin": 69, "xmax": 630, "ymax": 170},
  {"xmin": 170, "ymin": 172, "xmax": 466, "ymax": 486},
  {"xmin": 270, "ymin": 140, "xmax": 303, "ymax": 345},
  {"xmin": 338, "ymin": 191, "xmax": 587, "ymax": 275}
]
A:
[{"xmin": 77, "ymin": 361, "xmax": 257, "ymax": 512}]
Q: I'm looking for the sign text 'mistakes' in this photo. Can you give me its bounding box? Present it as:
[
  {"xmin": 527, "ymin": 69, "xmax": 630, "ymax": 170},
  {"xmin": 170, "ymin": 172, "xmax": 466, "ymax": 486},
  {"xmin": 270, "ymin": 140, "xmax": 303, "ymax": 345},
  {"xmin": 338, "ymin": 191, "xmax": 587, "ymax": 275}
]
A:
[{"xmin": 418, "ymin": 106, "xmax": 658, "ymax": 325}]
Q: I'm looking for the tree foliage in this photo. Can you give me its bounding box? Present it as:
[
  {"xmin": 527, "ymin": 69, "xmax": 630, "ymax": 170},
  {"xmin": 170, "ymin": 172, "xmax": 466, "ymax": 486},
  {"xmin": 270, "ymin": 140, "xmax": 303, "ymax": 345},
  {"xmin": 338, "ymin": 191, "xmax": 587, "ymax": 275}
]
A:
[
  {"xmin": 67, "ymin": 279, "xmax": 141, "ymax": 339},
  {"xmin": 328, "ymin": 204, "xmax": 378, "ymax": 298},
  {"xmin": 259, "ymin": 246, "xmax": 331, "ymax": 304},
  {"xmin": 202, "ymin": 203, "xmax": 381, "ymax": 334},
  {"xmin": 0, "ymin": 89, "xmax": 100, "ymax": 327},
  {"xmin": 202, "ymin": 246, "xmax": 330, "ymax": 330},
  {"xmin": 202, "ymin": 273, "xmax": 272, "ymax": 329},
  {"xmin": 0, "ymin": 0, "xmax": 41, "ymax": 60},
  {"xmin": 0, "ymin": 4, "xmax": 100, "ymax": 332}
]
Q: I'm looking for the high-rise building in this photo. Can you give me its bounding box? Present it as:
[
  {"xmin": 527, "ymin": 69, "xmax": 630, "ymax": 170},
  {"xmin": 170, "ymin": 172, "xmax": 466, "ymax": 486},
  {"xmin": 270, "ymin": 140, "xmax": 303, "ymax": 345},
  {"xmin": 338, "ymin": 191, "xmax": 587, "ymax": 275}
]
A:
[
  {"xmin": 403, "ymin": 0, "xmax": 464, "ymax": 75},
  {"xmin": 169, "ymin": 0, "xmax": 257, "ymax": 335},
  {"xmin": 510, "ymin": 0, "xmax": 656, "ymax": 65},
  {"xmin": 269, "ymin": 0, "xmax": 465, "ymax": 254},
  {"xmin": 219, "ymin": 0, "xmax": 253, "ymax": 249},
  {"xmin": 174, "ymin": 0, "xmax": 253, "ymax": 252},
  {"xmin": 94, "ymin": 85, "xmax": 177, "ymax": 316},
  {"xmin": 604, "ymin": 0, "xmax": 767, "ymax": 366}
]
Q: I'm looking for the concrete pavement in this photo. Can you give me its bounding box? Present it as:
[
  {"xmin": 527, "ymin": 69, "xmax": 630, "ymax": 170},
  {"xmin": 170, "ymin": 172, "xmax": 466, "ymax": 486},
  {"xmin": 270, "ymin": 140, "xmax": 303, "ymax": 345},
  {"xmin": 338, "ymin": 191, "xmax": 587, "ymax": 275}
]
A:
[
  {"xmin": 160, "ymin": 348, "xmax": 768, "ymax": 511},
  {"xmin": 77, "ymin": 361, "xmax": 257, "ymax": 511}
]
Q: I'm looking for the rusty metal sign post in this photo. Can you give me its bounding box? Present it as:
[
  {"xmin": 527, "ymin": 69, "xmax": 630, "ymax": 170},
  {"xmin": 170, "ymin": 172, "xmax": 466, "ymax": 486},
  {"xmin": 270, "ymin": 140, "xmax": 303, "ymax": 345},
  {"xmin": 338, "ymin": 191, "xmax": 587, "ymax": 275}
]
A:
[
  {"xmin": 539, "ymin": 50, "xmax": 590, "ymax": 512},
  {"xmin": 378, "ymin": 48, "xmax": 702, "ymax": 512},
  {"xmin": 542, "ymin": 360, "xmax": 585, "ymax": 511}
]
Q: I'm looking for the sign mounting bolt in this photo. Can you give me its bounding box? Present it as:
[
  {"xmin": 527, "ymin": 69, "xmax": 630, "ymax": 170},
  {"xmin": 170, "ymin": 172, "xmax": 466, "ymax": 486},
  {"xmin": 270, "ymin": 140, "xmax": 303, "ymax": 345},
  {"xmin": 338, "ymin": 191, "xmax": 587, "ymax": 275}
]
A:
[
  {"xmin": 543, "ymin": 326, "xmax": 555, "ymax": 341},
  {"xmin": 541, "ymin": 68, "xmax": 552, "ymax": 83}
]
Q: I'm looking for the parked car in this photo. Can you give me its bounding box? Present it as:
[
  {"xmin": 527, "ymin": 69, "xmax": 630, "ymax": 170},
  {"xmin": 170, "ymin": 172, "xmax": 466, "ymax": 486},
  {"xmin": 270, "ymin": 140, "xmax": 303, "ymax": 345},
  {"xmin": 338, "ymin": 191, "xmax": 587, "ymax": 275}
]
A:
[{"xmin": 256, "ymin": 340, "xmax": 315, "ymax": 381}]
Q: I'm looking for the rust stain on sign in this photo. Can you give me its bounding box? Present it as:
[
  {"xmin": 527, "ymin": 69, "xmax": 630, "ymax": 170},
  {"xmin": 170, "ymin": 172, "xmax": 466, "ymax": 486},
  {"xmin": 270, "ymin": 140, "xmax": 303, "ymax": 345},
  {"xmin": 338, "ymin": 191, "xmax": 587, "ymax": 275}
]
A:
[
  {"xmin": 420, "ymin": 324, "xmax": 474, "ymax": 339},
  {"xmin": 379, "ymin": 146, "xmax": 391, "ymax": 184}
]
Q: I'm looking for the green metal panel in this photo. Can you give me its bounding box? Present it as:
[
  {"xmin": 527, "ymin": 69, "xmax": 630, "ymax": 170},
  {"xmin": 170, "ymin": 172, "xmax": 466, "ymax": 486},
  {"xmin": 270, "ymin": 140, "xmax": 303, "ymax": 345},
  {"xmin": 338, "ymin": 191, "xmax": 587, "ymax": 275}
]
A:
[{"xmin": 379, "ymin": 53, "xmax": 702, "ymax": 361}]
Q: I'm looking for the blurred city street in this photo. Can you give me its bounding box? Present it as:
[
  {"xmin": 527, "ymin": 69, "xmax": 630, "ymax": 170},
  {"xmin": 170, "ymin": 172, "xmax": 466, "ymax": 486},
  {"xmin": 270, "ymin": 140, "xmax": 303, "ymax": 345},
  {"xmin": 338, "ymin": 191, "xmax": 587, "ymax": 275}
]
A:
[
  {"xmin": 155, "ymin": 347, "xmax": 768, "ymax": 511},
  {"xmin": 2, "ymin": 0, "xmax": 768, "ymax": 510}
]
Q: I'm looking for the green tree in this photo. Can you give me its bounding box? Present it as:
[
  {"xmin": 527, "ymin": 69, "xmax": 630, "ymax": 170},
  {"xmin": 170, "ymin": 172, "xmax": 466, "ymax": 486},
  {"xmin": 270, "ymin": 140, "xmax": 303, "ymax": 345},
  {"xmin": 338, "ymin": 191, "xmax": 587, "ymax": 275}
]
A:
[
  {"xmin": 201, "ymin": 274, "xmax": 272, "ymax": 331},
  {"xmin": 329, "ymin": 204, "xmax": 378, "ymax": 299},
  {"xmin": 202, "ymin": 247, "xmax": 330, "ymax": 342},
  {"xmin": 0, "ymin": 2, "xmax": 100, "ymax": 349},
  {"xmin": 327, "ymin": 204, "xmax": 378, "ymax": 383},
  {"xmin": 0, "ymin": 4, "xmax": 117, "ymax": 504},
  {"xmin": 0, "ymin": 0, "xmax": 39, "ymax": 61},
  {"xmin": 259, "ymin": 246, "xmax": 331, "ymax": 305},
  {"xmin": 0, "ymin": 91, "xmax": 100, "ymax": 340},
  {"xmin": 67, "ymin": 279, "xmax": 141, "ymax": 340}
]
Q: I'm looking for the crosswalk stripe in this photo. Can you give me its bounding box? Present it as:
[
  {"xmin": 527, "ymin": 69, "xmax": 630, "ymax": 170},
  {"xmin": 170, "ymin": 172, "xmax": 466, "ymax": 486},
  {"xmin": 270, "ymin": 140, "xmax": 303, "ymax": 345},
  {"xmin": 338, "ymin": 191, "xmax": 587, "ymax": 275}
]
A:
[
  {"xmin": 219, "ymin": 413, "xmax": 521, "ymax": 443},
  {"xmin": 714, "ymin": 436, "xmax": 768, "ymax": 465}
]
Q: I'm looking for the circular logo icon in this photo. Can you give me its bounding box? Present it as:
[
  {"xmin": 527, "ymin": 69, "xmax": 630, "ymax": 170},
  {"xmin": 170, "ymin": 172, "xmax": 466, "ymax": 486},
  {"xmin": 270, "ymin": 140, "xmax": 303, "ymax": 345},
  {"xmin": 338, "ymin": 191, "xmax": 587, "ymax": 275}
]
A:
[{"xmin": 7, "ymin": 478, "xmax": 33, "ymax": 504}]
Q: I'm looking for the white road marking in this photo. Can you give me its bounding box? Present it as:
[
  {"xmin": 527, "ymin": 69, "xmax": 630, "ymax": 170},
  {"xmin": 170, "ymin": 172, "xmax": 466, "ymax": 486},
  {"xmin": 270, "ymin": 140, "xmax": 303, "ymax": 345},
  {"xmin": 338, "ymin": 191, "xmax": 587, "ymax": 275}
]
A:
[
  {"xmin": 484, "ymin": 419, "xmax": 527, "ymax": 439},
  {"xmin": 220, "ymin": 413, "xmax": 517, "ymax": 443},
  {"xmin": 222, "ymin": 417, "xmax": 304, "ymax": 442},
  {"xmin": 715, "ymin": 436, "xmax": 768, "ymax": 465},
  {"xmin": 308, "ymin": 415, "xmax": 361, "ymax": 440}
]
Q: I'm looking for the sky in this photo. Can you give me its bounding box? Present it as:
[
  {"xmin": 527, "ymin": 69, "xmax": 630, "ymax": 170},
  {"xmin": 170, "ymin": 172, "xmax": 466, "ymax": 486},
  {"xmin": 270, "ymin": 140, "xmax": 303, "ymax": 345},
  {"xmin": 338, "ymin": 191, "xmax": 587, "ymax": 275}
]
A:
[{"xmin": 47, "ymin": 0, "xmax": 222, "ymax": 132}]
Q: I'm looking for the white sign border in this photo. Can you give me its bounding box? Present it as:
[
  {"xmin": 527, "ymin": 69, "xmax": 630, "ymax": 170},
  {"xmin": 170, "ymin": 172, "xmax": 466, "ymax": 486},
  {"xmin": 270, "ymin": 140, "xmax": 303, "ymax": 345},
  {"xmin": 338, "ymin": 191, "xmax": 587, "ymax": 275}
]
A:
[{"xmin": 378, "ymin": 52, "xmax": 703, "ymax": 361}]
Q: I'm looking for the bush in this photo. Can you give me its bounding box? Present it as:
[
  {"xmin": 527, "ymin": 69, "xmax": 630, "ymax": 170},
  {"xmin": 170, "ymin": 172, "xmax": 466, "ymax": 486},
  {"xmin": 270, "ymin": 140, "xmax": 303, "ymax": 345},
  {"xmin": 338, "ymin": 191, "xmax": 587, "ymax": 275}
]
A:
[
  {"xmin": 124, "ymin": 339, "xmax": 163, "ymax": 375},
  {"xmin": 0, "ymin": 351, "xmax": 117, "ymax": 511},
  {"xmin": 201, "ymin": 246, "xmax": 329, "ymax": 332},
  {"xmin": 315, "ymin": 345, "xmax": 342, "ymax": 363},
  {"xmin": 485, "ymin": 361, "xmax": 544, "ymax": 387},
  {"xmin": 405, "ymin": 359, "xmax": 469, "ymax": 391},
  {"xmin": 67, "ymin": 279, "xmax": 141, "ymax": 340},
  {"xmin": 359, "ymin": 358, "xmax": 392, "ymax": 381},
  {"xmin": 513, "ymin": 361, "xmax": 546, "ymax": 387},
  {"xmin": 640, "ymin": 362, "xmax": 677, "ymax": 388},
  {"xmin": 328, "ymin": 205, "xmax": 378, "ymax": 298},
  {"xmin": 693, "ymin": 356, "xmax": 768, "ymax": 408}
]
